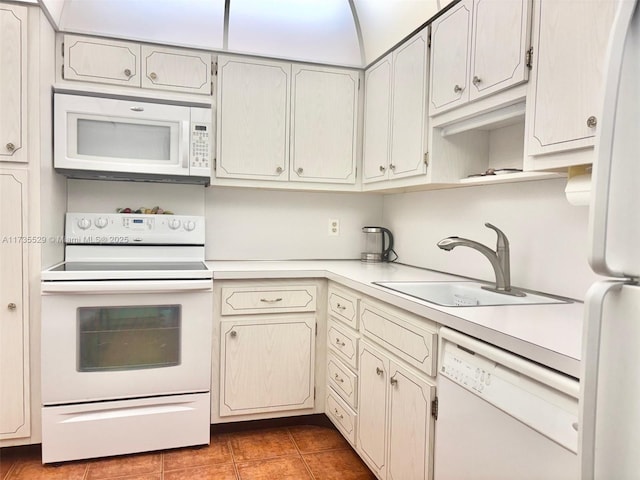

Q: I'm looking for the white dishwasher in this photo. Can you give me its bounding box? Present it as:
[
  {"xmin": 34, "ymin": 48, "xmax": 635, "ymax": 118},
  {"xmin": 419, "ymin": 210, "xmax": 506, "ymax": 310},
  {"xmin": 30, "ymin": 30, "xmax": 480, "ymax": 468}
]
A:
[{"xmin": 434, "ymin": 327, "xmax": 579, "ymax": 480}]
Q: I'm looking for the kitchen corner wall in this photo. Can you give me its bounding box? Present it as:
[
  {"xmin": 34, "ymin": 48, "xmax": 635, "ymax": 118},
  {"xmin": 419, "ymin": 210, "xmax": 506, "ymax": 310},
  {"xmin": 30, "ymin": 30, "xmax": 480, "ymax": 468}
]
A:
[
  {"xmin": 382, "ymin": 178, "xmax": 601, "ymax": 300},
  {"xmin": 204, "ymin": 187, "xmax": 383, "ymax": 260}
]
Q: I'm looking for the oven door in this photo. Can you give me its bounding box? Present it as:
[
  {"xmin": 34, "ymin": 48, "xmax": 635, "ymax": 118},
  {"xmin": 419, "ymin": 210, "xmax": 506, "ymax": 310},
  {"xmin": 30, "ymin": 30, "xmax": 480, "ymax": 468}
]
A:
[{"xmin": 41, "ymin": 279, "xmax": 212, "ymax": 405}]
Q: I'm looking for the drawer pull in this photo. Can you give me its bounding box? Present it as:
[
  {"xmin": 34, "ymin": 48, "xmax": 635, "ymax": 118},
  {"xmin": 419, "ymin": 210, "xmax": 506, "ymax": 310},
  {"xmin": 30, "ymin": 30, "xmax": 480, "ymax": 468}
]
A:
[
  {"xmin": 333, "ymin": 408, "xmax": 344, "ymax": 420},
  {"xmin": 390, "ymin": 375, "xmax": 398, "ymax": 386},
  {"xmin": 335, "ymin": 303, "xmax": 347, "ymax": 311},
  {"xmin": 260, "ymin": 297, "xmax": 283, "ymax": 303},
  {"xmin": 376, "ymin": 367, "xmax": 383, "ymax": 376},
  {"xmin": 335, "ymin": 338, "xmax": 346, "ymax": 347},
  {"xmin": 334, "ymin": 373, "xmax": 344, "ymax": 383}
]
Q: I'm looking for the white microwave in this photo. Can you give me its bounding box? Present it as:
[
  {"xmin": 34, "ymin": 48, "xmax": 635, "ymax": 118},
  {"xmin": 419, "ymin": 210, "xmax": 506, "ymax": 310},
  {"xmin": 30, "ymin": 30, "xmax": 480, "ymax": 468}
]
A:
[{"xmin": 53, "ymin": 93, "xmax": 212, "ymax": 185}]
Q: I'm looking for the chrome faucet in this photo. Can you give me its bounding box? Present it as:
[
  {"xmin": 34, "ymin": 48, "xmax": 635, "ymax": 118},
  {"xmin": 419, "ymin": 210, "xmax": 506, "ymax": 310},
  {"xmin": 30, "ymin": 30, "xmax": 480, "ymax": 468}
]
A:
[{"xmin": 437, "ymin": 223, "xmax": 525, "ymax": 297}]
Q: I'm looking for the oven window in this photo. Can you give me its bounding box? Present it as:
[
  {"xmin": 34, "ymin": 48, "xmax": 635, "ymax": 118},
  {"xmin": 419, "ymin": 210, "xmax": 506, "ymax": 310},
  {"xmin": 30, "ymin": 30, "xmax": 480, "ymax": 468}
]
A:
[{"xmin": 77, "ymin": 305, "xmax": 181, "ymax": 372}]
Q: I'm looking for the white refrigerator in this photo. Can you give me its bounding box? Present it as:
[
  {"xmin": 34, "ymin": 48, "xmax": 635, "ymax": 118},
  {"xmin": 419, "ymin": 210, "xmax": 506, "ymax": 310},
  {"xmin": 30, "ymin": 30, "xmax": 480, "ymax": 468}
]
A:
[{"xmin": 580, "ymin": 0, "xmax": 640, "ymax": 478}]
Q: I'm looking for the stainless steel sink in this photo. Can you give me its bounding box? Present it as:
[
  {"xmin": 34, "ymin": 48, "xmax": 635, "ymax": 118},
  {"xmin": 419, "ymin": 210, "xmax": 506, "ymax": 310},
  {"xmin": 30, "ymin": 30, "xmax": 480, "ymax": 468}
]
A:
[{"xmin": 373, "ymin": 281, "xmax": 570, "ymax": 307}]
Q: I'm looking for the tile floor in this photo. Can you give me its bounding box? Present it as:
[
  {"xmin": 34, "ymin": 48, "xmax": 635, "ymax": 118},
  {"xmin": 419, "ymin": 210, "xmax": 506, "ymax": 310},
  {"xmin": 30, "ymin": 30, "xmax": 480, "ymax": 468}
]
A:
[{"xmin": 0, "ymin": 424, "xmax": 376, "ymax": 480}]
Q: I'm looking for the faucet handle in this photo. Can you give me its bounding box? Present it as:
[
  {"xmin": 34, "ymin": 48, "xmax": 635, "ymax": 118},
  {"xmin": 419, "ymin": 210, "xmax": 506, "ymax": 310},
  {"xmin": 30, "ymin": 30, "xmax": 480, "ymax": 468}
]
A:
[{"xmin": 484, "ymin": 223, "xmax": 508, "ymax": 250}]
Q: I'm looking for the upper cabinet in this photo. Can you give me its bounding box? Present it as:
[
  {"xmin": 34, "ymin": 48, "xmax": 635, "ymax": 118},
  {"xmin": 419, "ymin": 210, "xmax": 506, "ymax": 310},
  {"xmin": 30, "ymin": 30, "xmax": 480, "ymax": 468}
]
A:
[
  {"xmin": 216, "ymin": 56, "xmax": 291, "ymax": 182},
  {"xmin": 429, "ymin": 0, "xmax": 531, "ymax": 116},
  {"xmin": 140, "ymin": 45, "xmax": 212, "ymax": 95},
  {"xmin": 215, "ymin": 55, "xmax": 360, "ymax": 188},
  {"xmin": 62, "ymin": 35, "xmax": 212, "ymax": 95},
  {"xmin": 525, "ymin": 0, "xmax": 616, "ymax": 169},
  {"xmin": 363, "ymin": 28, "xmax": 429, "ymax": 184},
  {"xmin": 0, "ymin": 3, "xmax": 27, "ymax": 163},
  {"xmin": 290, "ymin": 65, "xmax": 358, "ymax": 184}
]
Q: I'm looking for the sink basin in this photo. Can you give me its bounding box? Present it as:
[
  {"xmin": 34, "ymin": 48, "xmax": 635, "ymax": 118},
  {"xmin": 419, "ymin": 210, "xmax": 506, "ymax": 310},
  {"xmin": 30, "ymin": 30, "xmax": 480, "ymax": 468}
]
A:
[{"xmin": 373, "ymin": 281, "xmax": 570, "ymax": 307}]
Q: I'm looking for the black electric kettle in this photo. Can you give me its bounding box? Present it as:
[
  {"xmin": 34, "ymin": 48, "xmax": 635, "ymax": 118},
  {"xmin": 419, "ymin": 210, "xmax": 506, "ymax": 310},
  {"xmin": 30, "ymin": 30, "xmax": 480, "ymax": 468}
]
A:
[{"xmin": 361, "ymin": 226, "xmax": 395, "ymax": 262}]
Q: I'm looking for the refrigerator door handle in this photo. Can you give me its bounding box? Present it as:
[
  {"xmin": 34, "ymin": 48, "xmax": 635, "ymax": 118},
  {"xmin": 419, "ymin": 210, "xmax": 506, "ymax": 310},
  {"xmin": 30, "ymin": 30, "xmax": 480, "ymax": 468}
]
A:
[{"xmin": 579, "ymin": 280, "xmax": 624, "ymax": 480}]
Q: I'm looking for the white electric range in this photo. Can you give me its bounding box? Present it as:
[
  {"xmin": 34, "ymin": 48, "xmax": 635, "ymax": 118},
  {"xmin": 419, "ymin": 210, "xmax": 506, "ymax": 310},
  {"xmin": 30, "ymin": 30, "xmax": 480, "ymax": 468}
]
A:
[{"xmin": 40, "ymin": 213, "xmax": 213, "ymax": 464}]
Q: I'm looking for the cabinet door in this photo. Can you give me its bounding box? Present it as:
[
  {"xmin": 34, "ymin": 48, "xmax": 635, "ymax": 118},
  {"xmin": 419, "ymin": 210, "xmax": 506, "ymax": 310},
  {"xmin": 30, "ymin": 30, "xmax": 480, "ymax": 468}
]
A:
[
  {"xmin": 216, "ymin": 56, "xmax": 290, "ymax": 181},
  {"xmin": 387, "ymin": 361, "xmax": 436, "ymax": 480},
  {"xmin": 63, "ymin": 35, "xmax": 141, "ymax": 87},
  {"xmin": 362, "ymin": 54, "xmax": 392, "ymax": 184},
  {"xmin": 357, "ymin": 342, "xmax": 389, "ymax": 480},
  {"xmin": 141, "ymin": 45, "xmax": 211, "ymax": 95},
  {"xmin": 0, "ymin": 4, "xmax": 27, "ymax": 163},
  {"xmin": 0, "ymin": 170, "xmax": 29, "ymax": 439},
  {"xmin": 526, "ymin": 0, "xmax": 615, "ymax": 157},
  {"xmin": 469, "ymin": 0, "xmax": 531, "ymax": 101},
  {"xmin": 429, "ymin": 0, "xmax": 472, "ymax": 115},
  {"xmin": 290, "ymin": 65, "xmax": 358, "ymax": 184},
  {"xmin": 389, "ymin": 28, "xmax": 429, "ymax": 180},
  {"xmin": 219, "ymin": 316, "xmax": 315, "ymax": 416}
]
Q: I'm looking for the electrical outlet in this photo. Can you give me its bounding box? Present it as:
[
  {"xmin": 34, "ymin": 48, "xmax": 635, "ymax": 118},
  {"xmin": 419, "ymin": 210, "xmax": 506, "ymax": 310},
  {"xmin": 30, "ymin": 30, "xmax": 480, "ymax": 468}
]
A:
[{"xmin": 328, "ymin": 218, "xmax": 340, "ymax": 236}]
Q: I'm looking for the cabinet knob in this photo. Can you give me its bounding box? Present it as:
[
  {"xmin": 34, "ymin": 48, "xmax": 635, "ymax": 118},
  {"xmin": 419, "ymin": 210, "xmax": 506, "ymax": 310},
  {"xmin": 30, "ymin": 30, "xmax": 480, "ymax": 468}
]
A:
[
  {"xmin": 389, "ymin": 164, "xmax": 396, "ymax": 171},
  {"xmin": 230, "ymin": 330, "xmax": 237, "ymax": 338},
  {"xmin": 379, "ymin": 165, "xmax": 386, "ymax": 173},
  {"xmin": 124, "ymin": 68, "xmax": 132, "ymax": 77},
  {"xmin": 376, "ymin": 367, "xmax": 383, "ymax": 376},
  {"xmin": 472, "ymin": 76, "xmax": 482, "ymax": 86},
  {"xmin": 453, "ymin": 84, "xmax": 464, "ymax": 94},
  {"xmin": 390, "ymin": 375, "xmax": 398, "ymax": 386},
  {"xmin": 6, "ymin": 143, "xmax": 15, "ymax": 152},
  {"xmin": 276, "ymin": 166, "xmax": 283, "ymax": 174},
  {"xmin": 297, "ymin": 167, "xmax": 303, "ymax": 175},
  {"xmin": 149, "ymin": 72, "xmax": 158, "ymax": 80},
  {"xmin": 7, "ymin": 303, "xmax": 16, "ymax": 311},
  {"xmin": 587, "ymin": 116, "xmax": 598, "ymax": 128}
]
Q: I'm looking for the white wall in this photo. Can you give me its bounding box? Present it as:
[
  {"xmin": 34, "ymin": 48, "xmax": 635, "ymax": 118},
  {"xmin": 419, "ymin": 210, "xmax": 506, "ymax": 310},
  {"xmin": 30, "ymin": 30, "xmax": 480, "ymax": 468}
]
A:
[
  {"xmin": 66, "ymin": 180, "xmax": 205, "ymax": 215},
  {"xmin": 382, "ymin": 178, "xmax": 601, "ymax": 300},
  {"xmin": 205, "ymin": 187, "xmax": 383, "ymax": 260}
]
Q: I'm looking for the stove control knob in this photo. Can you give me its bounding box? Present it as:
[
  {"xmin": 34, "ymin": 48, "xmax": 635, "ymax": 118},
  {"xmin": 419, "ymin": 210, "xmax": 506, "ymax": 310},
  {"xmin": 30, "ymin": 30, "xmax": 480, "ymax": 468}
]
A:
[
  {"xmin": 95, "ymin": 217, "xmax": 108, "ymax": 229},
  {"xmin": 168, "ymin": 219, "xmax": 182, "ymax": 230},
  {"xmin": 184, "ymin": 220, "xmax": 196, "ymax": 231},
  {"xmin": 77, "ymin": 218, "xmax": 92, "ymax": 230}
]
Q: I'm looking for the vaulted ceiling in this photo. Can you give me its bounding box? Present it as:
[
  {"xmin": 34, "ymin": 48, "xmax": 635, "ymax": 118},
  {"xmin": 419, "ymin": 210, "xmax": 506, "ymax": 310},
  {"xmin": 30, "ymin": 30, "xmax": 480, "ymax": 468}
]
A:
[{"xmin": 39, "ymin": 0, "xmax": 449, "ymax": 67}]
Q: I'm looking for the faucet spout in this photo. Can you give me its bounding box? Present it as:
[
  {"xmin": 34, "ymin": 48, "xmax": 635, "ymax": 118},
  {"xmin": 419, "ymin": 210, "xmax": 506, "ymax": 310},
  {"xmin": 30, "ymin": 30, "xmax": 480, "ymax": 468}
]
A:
[{"xmin": 437, "ymin": 224, "xmax": 524, "ymax": 297}]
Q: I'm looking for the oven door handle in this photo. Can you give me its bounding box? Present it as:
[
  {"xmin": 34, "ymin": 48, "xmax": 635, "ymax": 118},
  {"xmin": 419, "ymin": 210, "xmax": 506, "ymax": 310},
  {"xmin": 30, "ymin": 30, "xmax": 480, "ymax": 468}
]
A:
[{"xmin": 41, "ymin": 280, "xmax": 212, "ymax": 294}]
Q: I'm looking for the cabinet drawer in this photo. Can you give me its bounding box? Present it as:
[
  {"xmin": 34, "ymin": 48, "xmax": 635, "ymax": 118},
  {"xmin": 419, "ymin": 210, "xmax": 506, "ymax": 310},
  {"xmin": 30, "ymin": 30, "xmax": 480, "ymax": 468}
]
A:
[
  {"xmin": 221, "ymin": 285, "xmax": 316, "ymax": 315},
  {"xmin": 326, "ymin": 389, "xmax": 357, "ymax": 446},
  {"xmin": 360, "ymin": 300, "xmax": 437, "ymax": 376},
  {"xmin": 327, "ymin": 321, "xmax": 359, "ymax": 370},
  {"xmin": 327, "ymin": 353, "xmax": 358, "ymax": 409},
  {"xmin": 328, "ymin": 285, "xmax": 359, "ymax": 329}
]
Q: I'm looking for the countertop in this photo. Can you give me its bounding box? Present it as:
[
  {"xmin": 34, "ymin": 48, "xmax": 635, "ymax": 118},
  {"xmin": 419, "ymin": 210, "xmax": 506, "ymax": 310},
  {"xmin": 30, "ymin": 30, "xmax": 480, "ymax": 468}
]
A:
[{"xmin": 206, "ymin": 260, "xmax": 583, "ymax": 379}]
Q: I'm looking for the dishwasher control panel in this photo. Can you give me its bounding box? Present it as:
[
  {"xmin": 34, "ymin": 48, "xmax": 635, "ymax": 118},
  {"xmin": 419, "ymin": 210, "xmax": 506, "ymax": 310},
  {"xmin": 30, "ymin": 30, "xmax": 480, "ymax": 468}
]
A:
[{"xmin": 441, "ymin": 345, "xmax": 495, "ymax": 395}]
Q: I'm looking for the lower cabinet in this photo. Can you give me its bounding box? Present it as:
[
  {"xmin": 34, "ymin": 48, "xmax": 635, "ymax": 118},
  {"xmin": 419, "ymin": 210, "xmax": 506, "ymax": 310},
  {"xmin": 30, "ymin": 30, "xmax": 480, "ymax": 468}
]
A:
[
  {"xmin": 0, "ymin": 169, "xmax": 30, "ymax": 440},
  {"xmin": 219, "ymin": 316, "xmax": 315, "ymax": 416},
  {"xmin": 358, "ymin": 341, "xmax": 436, "ymax": 480}
]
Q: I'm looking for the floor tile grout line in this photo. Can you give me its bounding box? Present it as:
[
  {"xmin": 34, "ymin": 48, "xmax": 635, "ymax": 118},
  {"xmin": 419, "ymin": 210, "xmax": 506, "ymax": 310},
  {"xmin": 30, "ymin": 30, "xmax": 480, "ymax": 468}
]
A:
[{"xmin": 286, "ymin": 427, "xmax": 316, "ymax": 479}]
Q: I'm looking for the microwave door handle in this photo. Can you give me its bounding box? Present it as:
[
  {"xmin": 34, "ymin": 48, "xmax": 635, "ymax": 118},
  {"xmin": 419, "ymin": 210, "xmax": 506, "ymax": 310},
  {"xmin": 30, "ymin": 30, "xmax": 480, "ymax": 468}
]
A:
[{"xmin": 181, "ymin": 121, "xmax": 190, "ymax": 171}]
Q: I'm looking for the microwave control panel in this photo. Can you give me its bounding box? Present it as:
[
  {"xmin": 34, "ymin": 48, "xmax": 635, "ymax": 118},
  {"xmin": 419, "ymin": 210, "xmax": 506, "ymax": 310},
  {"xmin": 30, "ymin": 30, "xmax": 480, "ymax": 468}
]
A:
[{"xmin": 191, "ymin": 123, "xmax": 211, "ymax": 171}]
